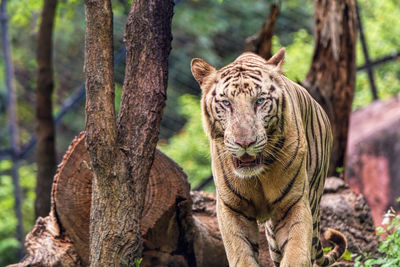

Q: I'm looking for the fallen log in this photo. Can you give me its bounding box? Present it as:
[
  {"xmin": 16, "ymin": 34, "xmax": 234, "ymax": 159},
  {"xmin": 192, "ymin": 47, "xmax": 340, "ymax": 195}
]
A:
[{"xmin": 11, "ymin": 133, "xmax": 378, "ymax": 266}]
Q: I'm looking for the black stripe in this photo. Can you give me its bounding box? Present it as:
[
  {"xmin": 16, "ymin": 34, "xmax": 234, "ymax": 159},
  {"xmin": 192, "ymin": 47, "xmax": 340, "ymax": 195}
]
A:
[
  {"xmin": 274, "ymin": 220, "xmax": 287, "ymax": 234},
  {"xmin": 221, "ymin": 69, "xmax": 233, "ymax": 78},
  {"xmin": 305, "ymin": 127, "xmax": 312, "ymax": 173},
  {"xmin": 247, "ymin": 74, "xmax": 262, "ymax": 82},
  {"xmin": 216, "ymin": 145, "xmax": 254, "ymax": 206},
  {"xmin": 240, "ymin": 63, "xmax": 264, "ymax": 69},
  {"xmin": 283, "ymin": 138, "xmax": 299, "ymax": 170},
  {"xmin": 273, "ymin": 261, "xmax": 280, "ymax": 267},
  {"xmin": 280, "ymin": 237, "xmax": 291, "ymax": 253},
  {"xmin": 310, "ymin": 193, "xmax": 319, "ymax": 215},
  {"xmin": 310, "ymin": 110, "xmax": 321, "ymax": 190},
  {"xmin": 272, "ymin": 157, "xmax": 304, "ymax": 205},
  {"xmin": 280, "ymin": 95, "xmax": 286, "ymax": 124},
  {"xmin": 263, "ymin": 136, "xmax": 285, "ymax": 165},
  {"xmin": 316, "ymin": 250, "xmax": 324, "ymax": 259},
  {"xmin": 316, "ymin": 239, "xmax": 322, "ymax": 251},
  {"xmin": 234, "ymin": 233, "xmax": 259, "ymax": 252},
  {"xmin": 277, "ymin": 181, "xmax": 305, "ymax": 223},
  {"xmin": 316, "ymin": 108, "xmax": 324, "ymax": 173},
  {"xmin": 312, "ymin": 237, "xmax": 319, "ymax": 246},
  {"xmin": 219, "ymin": 102, "xmax": 228, "ymax": 112},
  {"xmin": 202, "ymin": 100, "xmax": 211, "ymax": 120},
  {"xmin": 223, "ymin": 75, "xmax": 233, "ymax": 83},
  {"xmin": 221, "ymin": 199, "xmax": 256, "ymax": 222},
  {"xmin": 284, "ymin": 91, "xmax": 301, "ymax": 171},
  {"xmin": 269, "ymin": 245, "xmax": 282, "ymax": 255},
  {"xmin": 265, "ymin": 225, "xmax": 276, "ymax": 239},
  {"xmin": 289, "ymin": 221, "xmax": 301, "ymax": 232}
]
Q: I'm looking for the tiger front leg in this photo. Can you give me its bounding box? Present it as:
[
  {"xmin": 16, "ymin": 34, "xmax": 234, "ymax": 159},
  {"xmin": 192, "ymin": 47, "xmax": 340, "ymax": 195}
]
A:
[
  {"xmin": 274, "ymin": 195, "xmax": 313, "ymax": 267},
  {"xmin": 216, "ymin": 196, "xmax": 260, "ymax": 267}
]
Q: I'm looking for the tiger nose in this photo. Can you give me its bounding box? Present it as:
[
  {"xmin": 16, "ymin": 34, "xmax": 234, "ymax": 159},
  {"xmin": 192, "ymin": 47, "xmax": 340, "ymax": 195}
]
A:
[{"xmin": 235, "ymin": 139, "xmax": 256, "ymax": 148}]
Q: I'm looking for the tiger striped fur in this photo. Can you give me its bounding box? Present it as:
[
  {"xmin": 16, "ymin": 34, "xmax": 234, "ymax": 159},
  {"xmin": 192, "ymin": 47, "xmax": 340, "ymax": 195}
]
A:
[{"xmin": 190, "ymin": 48, "xmax": 347, "ymax": 267}]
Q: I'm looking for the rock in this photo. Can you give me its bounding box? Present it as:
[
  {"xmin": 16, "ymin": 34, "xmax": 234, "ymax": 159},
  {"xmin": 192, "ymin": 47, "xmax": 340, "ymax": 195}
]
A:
[
  {"xmin": 347, "ymin": 94, "xmax": 400, "ymax": 226},
  {"xmin": 321, "ymin": 177, "xmax": 380, "ymax": 257}
]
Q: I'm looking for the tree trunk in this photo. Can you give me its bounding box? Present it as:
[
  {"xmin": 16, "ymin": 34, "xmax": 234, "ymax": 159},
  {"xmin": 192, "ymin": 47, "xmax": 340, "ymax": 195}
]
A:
[
  {"xmin": 245, "ymin": 3, "xmax": 280, "ymax": 60},
  {"xmin": 0, "ymin": 0, "xmax": 24, "ymax": 259},
  {"xmin": 35, "ymin": 0, "xmax": 58, "ymax": 219},
  {"xmin": 303, "ymin": 0, "xmax": 357, "ymax": 179},
  {"xmin": 84, "ymin": 0, "xmax": 173, "ymax": 265}
]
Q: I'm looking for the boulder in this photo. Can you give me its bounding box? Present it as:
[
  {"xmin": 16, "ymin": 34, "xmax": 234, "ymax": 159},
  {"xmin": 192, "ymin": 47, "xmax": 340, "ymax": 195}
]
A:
[{"xmin": 347, "ymin": 94, "xmax": 400, "ymax": 225}]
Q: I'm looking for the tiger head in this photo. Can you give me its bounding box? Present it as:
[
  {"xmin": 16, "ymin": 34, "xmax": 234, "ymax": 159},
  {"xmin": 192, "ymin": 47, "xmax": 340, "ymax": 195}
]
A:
[{"xmin": 191, "ymin": 48, "xmax": 286, "ymax": 178}]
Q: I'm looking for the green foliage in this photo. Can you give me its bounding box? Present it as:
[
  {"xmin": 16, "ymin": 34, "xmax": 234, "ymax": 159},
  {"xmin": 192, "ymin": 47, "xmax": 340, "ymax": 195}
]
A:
[
  {"xmin": 134, "ymin": 257, "xmax": 143, "ymax": 267},
  {"xmin": 159, "ymin": 94, "xmax": 213, "ymax": 191},
  {"xmin": 273, "ymin": 29, "xmax": 314, "ymax": 82},
  {"xmin": 0, "ymin": 160, "xmax": 36, "ymax": 266},
  {"xmin": 336, "ymin": 166, "xmax": 345, "ymax": 174},
  {"xmin": 354, "ymin": 206, "xmax": 400, "ymax": 267},
  {"xmin": 353, "ymin": 0, "xmax": 400, "ymax": 109},
  {"xmin": 323, "ymin": 246, "xmax": 352, "ymax": 262},
  {"xmin": 342, "ymin": 250, "xmax": 353, "ymax": 261}
]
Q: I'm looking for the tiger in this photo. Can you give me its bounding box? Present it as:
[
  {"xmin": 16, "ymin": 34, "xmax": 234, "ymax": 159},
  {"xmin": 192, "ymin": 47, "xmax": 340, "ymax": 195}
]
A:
[{"xmin": 190, "ymin": 48, "xmax": 347, "ymax": 267}]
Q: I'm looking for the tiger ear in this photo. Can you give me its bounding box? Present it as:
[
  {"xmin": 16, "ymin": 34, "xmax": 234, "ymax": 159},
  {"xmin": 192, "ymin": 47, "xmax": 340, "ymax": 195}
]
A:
[
  {"xmin": 266, "ymin": 48, "xmax": 285, "ymax": 70},
  {"xmin": 191, "ymin": 58, "xmax": 216, "ymax": 86}
]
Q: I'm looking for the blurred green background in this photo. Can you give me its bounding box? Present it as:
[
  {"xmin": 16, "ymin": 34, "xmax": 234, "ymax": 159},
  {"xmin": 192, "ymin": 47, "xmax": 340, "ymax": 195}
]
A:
[{"xmin": 0, "ymin": 0, "xmax": 399, "ymax": 265}]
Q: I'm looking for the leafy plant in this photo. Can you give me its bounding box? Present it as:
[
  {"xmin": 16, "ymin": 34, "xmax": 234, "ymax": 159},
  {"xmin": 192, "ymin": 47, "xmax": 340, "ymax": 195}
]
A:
[
  {"xmin": 354, "ymin": 205, "xmax": 400, "ymax": 267},
  {"xmin": 0, "ymin": 160, "xmax": 36, "ymax": 266},
  {"xmin": 134, "ymin": 257, "xmax": 143, "ymax": 267}
]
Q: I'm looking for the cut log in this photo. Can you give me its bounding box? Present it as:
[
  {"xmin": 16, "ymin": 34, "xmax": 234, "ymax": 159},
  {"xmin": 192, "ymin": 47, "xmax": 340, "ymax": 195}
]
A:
[{"xmin": 15, "ymin": 132, "xmax": 195, "ymax": 266}]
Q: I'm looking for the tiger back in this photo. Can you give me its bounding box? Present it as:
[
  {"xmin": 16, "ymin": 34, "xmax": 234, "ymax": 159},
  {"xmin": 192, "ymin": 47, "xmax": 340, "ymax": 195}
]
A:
[{"xmin": 191, "ymin": 48, "xmax": 347, "ymax": 267}]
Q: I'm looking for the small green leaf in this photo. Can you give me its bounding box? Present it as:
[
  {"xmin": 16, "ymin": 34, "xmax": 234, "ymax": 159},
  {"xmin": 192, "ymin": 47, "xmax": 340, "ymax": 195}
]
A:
[
  {"xmin": 134, "ymin": 258, "xmax": 142, "ymax": 267},
  {"xmin": 336, "ymin": 166, "xmax": 344, "ymax": 174},
  {"xmin": 341, "ymin": 249, "xmax": 353, "ymax": 261}
]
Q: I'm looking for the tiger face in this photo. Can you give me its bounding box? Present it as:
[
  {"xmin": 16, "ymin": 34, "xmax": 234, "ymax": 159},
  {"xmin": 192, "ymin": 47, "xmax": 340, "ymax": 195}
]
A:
[{"xmin": 191, "ymin": 49, "xmax": 286, "ymax": 178}]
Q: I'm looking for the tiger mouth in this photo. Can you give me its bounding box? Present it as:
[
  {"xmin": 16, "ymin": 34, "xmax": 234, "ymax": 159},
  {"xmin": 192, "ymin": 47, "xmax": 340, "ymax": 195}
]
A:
[{"xmin": 233, "ymin": 153, "xmax": 262, "ymax": 168}]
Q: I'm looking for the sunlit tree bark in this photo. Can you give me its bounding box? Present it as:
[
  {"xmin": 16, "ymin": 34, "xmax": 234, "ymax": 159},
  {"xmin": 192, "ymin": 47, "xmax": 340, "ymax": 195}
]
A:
[
  {"xmin": 84, "ymin": 0, "xmax": 173, "ymax": 265},
  {"xmin": 303, "ymin": 0, "xmax": 357, "ymax": 179}
]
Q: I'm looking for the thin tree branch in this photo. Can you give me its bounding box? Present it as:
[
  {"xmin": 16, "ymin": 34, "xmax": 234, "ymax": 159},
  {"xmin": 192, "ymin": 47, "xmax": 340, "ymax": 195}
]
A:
[{"xmin": 0, "ymin": 0, "xmax": 24, "ymax": 259}]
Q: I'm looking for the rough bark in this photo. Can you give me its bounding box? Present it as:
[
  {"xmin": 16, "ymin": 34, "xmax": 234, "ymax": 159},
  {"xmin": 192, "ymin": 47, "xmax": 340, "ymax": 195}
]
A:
[
  {"xmin": 35, "ymin": 0, "xmax": 58, "ymax": 219},
  {"xmin": 245, "ymin": 3, "xmax": 280, "ymax": 60},
  {"xmin": 303, "ymin": 0, "xmax": 357, "ymax": 178},
  {"xmin": 8, "ymin": 215, "xmax": 83, "ymax": 267},
  {"xmin": 84, "ymin": 0, "xmax": 173, "ymax": 265},
  {"xmin": 0, "ymin": 0, "xmax": 24, "ymax": 259}
]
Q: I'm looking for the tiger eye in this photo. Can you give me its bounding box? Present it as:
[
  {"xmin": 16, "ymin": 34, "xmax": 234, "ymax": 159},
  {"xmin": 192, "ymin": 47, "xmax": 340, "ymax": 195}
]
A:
[{"xmin": 256, "ymin": 98, "xmax": 264, "ymax": 105}]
